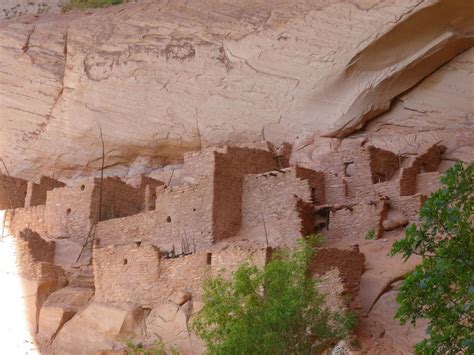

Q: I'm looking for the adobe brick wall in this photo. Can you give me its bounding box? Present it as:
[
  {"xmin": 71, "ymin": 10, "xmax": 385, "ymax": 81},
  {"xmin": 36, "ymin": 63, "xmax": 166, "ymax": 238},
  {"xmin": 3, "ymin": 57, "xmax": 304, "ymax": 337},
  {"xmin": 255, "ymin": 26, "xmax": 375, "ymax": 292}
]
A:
[{"xmin": 0, "ymin": 174, "xmax": 27, "ymax": 210}]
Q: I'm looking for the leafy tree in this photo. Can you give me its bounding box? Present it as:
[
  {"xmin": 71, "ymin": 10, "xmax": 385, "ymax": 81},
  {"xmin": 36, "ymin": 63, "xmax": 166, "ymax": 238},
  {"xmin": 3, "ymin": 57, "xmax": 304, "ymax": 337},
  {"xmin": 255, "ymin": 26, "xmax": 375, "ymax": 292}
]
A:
[
  {"xmin": 391, "ymin": 163, "xmax": 474, "ymax": 354},
  {"xmin": 192, "ymin": 236, "xmax": 355, "ymax": 354}
]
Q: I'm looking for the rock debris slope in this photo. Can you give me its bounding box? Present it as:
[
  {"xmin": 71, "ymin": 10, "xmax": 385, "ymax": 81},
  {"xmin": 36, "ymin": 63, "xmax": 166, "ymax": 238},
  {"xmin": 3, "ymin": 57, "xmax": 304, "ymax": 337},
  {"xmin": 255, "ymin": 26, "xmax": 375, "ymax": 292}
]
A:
[{"xmin": 0, "ymin": 0, "xmax": 472, "ymax": 179}]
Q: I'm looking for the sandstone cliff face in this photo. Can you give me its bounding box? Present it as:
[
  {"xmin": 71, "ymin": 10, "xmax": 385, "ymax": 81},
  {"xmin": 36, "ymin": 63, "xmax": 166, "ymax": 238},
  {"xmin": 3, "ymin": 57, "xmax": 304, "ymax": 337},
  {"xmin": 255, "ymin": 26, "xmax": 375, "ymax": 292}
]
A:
[
  {"xmin": 0, "ymin": 0, "xmax": 472, "ymax": 180},
  {"xmin": 0, "ymin": 0, "xmax": 67, "ymax": 20}
]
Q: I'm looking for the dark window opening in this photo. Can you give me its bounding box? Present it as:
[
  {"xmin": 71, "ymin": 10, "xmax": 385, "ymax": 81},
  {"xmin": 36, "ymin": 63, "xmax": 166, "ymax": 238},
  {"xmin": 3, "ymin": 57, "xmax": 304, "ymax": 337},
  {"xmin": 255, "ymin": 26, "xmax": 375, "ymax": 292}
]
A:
[
  {"xmin": 66, "ymin": 208, "xmax": 71, "ymax": 215},
  {"xmin": 166, "ymin": 216, "xmax": 171, "ymax": 223},
  {"xmin": 80, "ymin": 185, "xmax": 85, "ymax": 191},
  {"xmin": 206, "ymin": 252, "xmax": 212, "ymax": 265},
  {"xmin": 343, "ymin": 161, "xmax": 354, "ymax": 177},
  {"xmin": 123, "ymin": 259, "xmax": 128, "ymax": 265}
]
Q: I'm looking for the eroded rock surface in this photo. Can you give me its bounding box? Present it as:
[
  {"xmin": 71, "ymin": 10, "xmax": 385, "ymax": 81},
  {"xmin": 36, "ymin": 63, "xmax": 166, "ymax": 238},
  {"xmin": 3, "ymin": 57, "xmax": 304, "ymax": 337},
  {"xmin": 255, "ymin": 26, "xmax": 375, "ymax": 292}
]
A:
[{"xmin": 1, "ymin": 0, "xmax": 472, "ymax": 180}]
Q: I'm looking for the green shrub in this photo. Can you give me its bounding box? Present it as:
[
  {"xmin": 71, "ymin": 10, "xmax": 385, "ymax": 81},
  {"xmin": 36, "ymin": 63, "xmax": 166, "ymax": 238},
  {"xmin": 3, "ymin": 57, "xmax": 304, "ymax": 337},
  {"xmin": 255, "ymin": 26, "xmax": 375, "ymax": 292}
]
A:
[
  {"xmin": 192, "ymin": 235, "xmax": 355, "ymax": 354},
  {"xmin": 391, "ymin": 163, "xmax": 474, "ymax": 354},
  {"xmin": 64, "ymin": 0, "xmax": 124, "ymax": 11},
  {"xmin": 365, "ymin": 228, "xmax": 376, "ymax": 240},
  {"xmin": 125, "ymin": 339, "xmax": 178, "ymax": 355}
]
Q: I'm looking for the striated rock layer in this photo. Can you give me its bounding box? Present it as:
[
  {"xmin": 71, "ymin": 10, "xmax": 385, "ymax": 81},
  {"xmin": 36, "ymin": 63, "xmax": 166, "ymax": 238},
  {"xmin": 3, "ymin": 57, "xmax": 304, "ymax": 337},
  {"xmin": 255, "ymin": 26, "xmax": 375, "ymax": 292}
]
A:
[{"xmin": 0, "ymin": 0, "xmax": 472, "ymax": 180}]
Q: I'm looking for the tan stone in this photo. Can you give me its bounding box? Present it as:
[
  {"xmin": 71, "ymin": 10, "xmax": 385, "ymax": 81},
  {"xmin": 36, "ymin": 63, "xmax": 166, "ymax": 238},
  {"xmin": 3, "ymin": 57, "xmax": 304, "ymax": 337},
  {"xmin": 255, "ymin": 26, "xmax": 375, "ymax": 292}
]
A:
[
  {"xmin": 38, "ymin": 286, "xmax": 93, "ymax": 341},
  {"xmin": 145, "ymin": 302, "xmax": 204, "ymax": 354},
  {"xmin": 0, "ymin": 1, "xmax": 472, "ymax": 179},
  {"xmin": 38, "ymin": 306, "xmax": 75, "ymax": 342},
  {"xmin": 169, "ymin": 290, "xmax": 192, "ymax": 306},
  {"xmin": 53, "ymin": 302, "xmax": 144, "ymax": 354}
]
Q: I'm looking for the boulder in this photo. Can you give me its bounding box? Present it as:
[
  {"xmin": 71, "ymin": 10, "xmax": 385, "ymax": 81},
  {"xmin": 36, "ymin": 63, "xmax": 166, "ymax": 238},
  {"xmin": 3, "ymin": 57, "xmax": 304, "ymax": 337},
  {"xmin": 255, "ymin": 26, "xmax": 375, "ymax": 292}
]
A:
[
  {"xmin": 53, "ymin": 302, "xmax": 144, "ymax": 354},
  {"xmin": 146, "ymin": 302, "xmax": 204, "ymax": 354},
  {"xmin": 38, "ymin": 286, "xmax": 93, "ymax": 342}
]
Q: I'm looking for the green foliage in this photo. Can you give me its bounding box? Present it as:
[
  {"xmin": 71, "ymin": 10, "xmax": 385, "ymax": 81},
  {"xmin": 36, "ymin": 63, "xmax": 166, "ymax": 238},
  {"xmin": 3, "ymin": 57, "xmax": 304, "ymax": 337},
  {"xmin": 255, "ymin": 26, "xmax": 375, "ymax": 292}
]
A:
[
  {"xmin": 64, "ymin": 0, "xmax": 124, "ymax": 11},
  {"xmin": 125, "ymin": 339, "xmax": 178, "ymax": 355},
  {"xmin": 192, "ymin": 235, "xmax": 355, "ymax": 354},
  {"xmin": 365, "ymin": 228, "xmax": 376, "ymax": 240},
  {"xmin": 391, "ymin": 163, "xmax": 474, "ymax": 354}
]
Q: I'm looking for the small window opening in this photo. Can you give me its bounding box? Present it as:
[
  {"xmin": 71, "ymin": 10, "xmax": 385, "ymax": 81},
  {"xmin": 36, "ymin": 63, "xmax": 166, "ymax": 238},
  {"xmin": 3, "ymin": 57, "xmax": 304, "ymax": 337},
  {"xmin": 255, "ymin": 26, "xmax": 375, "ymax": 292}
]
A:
[
  {"xmin": 80, "ymin": 185, "xmax": 85, "ymax": 191},
  {"xmin": 206, "ymin": 252, "xmax": 212, "ymax": 265},
  {"xmin": 66, "ymin": 208, "xmax": 71, "ymax": 215},
  {"xmin": 166, "ymin": 216, "xmax": 171, "ymax": 223},
  {"xmin": 135, "ymin": 241, "xmax": 141, "ymax": 247},
  {"xmin": 193, "ymin": 208, "xmax": 196, "ymax": 211},
  {"xmin": 123, "ymin": 259, "xmax": 128, "ymax": 265}
]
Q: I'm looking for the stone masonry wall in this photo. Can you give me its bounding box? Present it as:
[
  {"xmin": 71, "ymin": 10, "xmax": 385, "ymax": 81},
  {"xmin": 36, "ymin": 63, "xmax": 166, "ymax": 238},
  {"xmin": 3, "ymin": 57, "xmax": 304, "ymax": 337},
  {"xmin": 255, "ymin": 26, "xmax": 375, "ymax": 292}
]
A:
[
  {"xmin": 96, "ymin": 179, "xmax": 214, "ymax": 251},
  {"xmin": 0, "ymin": 174, "xmax": 27, "ymax": 210},
  {"xmin": 93, "ymin": 243, "xmax": 270, "ymax": 306},
  {"xmin": 6, "ymin": 205, "xmax": 47, "ymax": 237},
  {"xmin": 324, "ymin": 200, "xmax": 388, "ymax": 243},
  {"xmin": 93, "ymin": 244, "xmax": 161, "ymax": 306},
  {"xmin": 400, "ymin": 144, "xmax": 445, "ymax": 196},
  {"xmin": 45, "ymin": 182, "xmax": 96, "ymax": 243},
  {"xmin": 239, "ymin": 168, "xmax": 313, "ymax": 247},
  {"xmin": 25, "ymin": 176, "xmax": 65, "ymax": 208}
]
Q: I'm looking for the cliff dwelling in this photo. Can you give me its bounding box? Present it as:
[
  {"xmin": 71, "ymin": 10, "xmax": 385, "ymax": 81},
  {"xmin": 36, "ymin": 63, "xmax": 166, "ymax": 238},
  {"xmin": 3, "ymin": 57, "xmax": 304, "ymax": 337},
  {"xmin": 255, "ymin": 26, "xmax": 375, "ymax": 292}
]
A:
[{"xmin": 0, "ymin": 0, "xmax": 473, "ymax": 354}]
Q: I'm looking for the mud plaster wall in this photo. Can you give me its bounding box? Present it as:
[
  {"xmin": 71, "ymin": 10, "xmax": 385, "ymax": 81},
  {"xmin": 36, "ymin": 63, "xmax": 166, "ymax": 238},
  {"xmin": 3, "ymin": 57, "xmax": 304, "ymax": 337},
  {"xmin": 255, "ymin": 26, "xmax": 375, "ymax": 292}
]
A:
[
  {"xmin": 0, "ymin": 174, "xmax": 27, "ymax": 210},
  {"xmin": 240, "ymin": 168, "xmax": 313, "ymax": 247},
  {"xmin": 96, "ymin": 179, "xmax": 214, "ymax": 251}
]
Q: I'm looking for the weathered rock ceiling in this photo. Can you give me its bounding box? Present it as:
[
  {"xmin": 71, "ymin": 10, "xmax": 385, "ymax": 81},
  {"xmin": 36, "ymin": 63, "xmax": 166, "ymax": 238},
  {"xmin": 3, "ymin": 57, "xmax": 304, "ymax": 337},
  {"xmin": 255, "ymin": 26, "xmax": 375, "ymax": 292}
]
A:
[{"xmin": 0, "ymin": 0, "xmax": 472, "ymax": 179}]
